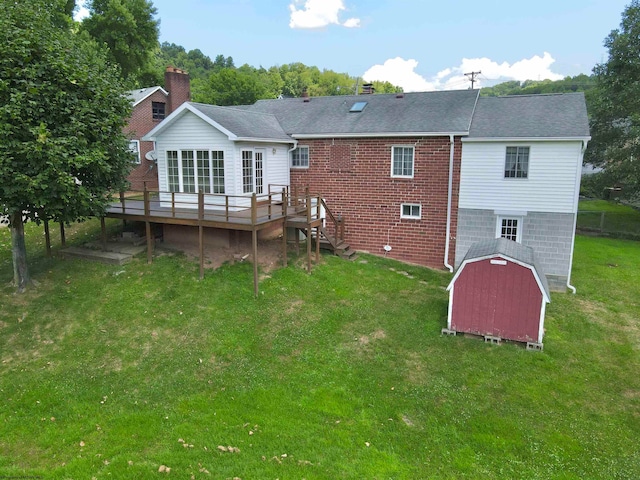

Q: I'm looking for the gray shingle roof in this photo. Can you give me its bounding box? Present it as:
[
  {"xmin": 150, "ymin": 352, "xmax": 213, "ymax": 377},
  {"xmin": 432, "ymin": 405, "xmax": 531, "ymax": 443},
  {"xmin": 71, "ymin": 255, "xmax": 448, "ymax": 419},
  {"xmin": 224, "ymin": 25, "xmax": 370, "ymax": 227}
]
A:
[
  {"xmin": 189, "ymin": 103, "xmax": 292, "ymax": 142},
  {"xmin": 469, "ymin": 93, "xmax": 590, "ymax": 138},
  {"xmin": 127, "ymin": 86, "xmax": 167, "ymax": 106},
  {"xmin": 244, "ymin": 90, "xmax": 480, "ymax": 136},
  {"xmin": 462, "ymin": 238, "xmax": 551, "ymax": 299}
]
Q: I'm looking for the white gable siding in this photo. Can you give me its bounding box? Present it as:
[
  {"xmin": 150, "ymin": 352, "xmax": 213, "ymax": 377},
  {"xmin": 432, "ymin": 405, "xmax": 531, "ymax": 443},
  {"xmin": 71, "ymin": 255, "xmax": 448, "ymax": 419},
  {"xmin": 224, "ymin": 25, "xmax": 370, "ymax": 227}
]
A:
[
  {"xmin": 155, "ymin": 111, "xmax": 235, "ymax": 195},
  {"xmin": 459, "ymin": 141, "xmax": 583, "ymax": 214},
  {"xmin": 234, "ymin": 142, "xmax": 291, "ymax": 195}
]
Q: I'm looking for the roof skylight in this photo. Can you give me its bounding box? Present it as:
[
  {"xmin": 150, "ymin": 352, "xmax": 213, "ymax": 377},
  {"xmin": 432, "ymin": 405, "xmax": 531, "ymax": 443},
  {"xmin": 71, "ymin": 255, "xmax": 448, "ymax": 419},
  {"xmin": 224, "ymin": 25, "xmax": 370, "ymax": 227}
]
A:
[{"xmin": 349, "ymin": 101, "xmax": 368, "ymax": 112}]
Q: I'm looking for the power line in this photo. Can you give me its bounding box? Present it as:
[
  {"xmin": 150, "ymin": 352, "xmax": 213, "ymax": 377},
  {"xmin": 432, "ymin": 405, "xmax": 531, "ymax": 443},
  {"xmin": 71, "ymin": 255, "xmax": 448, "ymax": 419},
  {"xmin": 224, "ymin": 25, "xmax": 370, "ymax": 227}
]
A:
[{"xmin": 464, "ymin": 71, "xmax": 481, "ymax": 89}]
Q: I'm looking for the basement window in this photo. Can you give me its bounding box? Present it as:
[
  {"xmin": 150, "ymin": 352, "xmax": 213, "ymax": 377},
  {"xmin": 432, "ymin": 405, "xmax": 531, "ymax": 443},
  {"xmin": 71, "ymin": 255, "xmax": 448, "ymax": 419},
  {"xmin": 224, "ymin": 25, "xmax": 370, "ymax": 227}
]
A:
[
  {"xmin": 496, "ymin": 216, "xmax": 522, "ymax": 243},
  {"xmin": 401, "ymin": 203, "xmax": 421, "ymax": 219}
]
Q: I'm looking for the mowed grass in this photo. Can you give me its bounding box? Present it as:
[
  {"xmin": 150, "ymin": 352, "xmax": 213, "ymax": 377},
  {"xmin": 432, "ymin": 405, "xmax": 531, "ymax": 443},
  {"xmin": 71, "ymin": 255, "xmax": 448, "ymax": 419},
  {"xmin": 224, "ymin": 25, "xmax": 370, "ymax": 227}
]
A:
[
  {"xmin": 578, "ymin": 199, "xmax": 640, "ymax": 235},
  {"xmin": 0, "ymin": 221, "xmax": 639, "ymax": 479}
]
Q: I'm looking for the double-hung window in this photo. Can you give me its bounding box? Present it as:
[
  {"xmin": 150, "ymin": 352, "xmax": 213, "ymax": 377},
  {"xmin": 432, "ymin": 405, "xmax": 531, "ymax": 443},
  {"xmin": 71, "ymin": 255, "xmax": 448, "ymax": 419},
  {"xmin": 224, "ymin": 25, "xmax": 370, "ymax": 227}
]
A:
[
  {"xmin": 504, "ymin": 146, "xmax": 529, "ymax": 178},
  {"xmin": 152, "ymin": 102, "xmax": 166, "ymax": 120},
  {"xmin": 129, "ymin": 140, "xmax": 141, "ymax": 164},
  {"xmin": 392, "ymin": 146, "xmax": 414, "ymax": 178},
  {"xmin": 291, "ymin": 146, "xmax": 309, "ymax": 168},
  {"xmin": 166, "ymin": 149, "xmax": 225, "ymax": 193}
]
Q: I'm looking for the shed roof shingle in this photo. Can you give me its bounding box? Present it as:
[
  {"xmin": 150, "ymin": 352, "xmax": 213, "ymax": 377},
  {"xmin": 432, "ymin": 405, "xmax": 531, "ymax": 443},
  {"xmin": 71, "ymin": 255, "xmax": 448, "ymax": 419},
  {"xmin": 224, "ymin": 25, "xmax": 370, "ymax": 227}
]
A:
[{"xmin": 462, "ymin": 238, "xmax": 551, "ymax": 299}]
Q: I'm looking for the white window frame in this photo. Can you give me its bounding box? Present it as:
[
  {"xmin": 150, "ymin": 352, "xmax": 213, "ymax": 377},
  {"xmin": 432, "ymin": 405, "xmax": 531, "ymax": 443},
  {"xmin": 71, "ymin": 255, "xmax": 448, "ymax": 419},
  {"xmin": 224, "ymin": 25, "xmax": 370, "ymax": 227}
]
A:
[
  {"xmin": 129, "ymin": 140, "xmax": 141, "ymax": 164},
  {"xmin": 291, "ymin": 146, "xmax": 309, "ymax": 168},
  {"xmin": 504, "ymin": 146, "xmax": 530, "ymax": 179},
  {"xmin": 166, "ymin": 149, "xmax": 225, "ymax": 194},
  {"xmin": 400, "ymin": 203, "xmax": 421, "ymax": 219},
  {"xmin": 496, "ymin": 216, "xmax": 523, "ymax": 243},
  {"xmin": 391, "ymin": 145, "xmax": 415, "ymax": 178}
]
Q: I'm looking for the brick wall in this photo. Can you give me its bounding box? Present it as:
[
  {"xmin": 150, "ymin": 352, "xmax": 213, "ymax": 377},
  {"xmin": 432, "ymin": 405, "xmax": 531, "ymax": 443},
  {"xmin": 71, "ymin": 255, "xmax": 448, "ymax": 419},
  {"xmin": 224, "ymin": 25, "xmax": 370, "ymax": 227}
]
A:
[
  {"xmin": 125, "ymin": 68, "xmax": 191, "ymax": 191},
  {"xmin": 290, "ymin": 136, "xmax": 461, "ymax": 269}
]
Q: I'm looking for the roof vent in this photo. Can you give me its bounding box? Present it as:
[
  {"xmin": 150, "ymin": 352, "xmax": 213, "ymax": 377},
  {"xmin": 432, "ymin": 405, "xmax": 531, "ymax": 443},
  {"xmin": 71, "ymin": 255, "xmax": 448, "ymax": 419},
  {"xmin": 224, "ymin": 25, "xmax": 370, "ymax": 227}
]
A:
[
  {"xmin": 396, "ymin": 93, "xmax": 404, "ymax": 99},
  {"xmin": 349, "ymin": 101, "xmax": 367, "ymax": 112}
]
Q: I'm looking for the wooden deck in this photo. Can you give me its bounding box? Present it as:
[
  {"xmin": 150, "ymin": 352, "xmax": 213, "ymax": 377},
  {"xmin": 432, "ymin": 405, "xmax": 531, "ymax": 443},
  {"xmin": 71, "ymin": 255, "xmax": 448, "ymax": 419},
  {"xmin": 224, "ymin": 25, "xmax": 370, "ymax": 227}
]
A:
[{"xmin": 102, "ymin": 188, "xmax": 334, "ymax": 296}]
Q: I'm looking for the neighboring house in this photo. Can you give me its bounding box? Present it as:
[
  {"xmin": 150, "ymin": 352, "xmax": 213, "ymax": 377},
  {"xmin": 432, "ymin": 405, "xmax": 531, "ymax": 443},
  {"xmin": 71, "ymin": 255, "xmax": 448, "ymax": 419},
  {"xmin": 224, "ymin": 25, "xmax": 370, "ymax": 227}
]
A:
[
  {"xmin": 128, "ymin": 89, "xmax": 589, "ymax": 291},
  {"xmin": 125, "ymin": 67, "xmax": 191, "ymax": 190},
  {"xmin": 454, "ymin": 93, "xmax": 590, "ymax": 290}
]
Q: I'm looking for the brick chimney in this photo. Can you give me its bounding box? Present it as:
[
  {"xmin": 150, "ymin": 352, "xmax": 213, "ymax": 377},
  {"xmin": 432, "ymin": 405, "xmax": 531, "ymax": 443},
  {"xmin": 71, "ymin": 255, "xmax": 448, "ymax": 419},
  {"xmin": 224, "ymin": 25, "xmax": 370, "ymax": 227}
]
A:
[
  {"xmin": 361, "ymin": 83, "xmax": 375, "ymax": 95},
  {"xmin": 164, "ymin": 66, "xmax": 191, "ymax": 114}
]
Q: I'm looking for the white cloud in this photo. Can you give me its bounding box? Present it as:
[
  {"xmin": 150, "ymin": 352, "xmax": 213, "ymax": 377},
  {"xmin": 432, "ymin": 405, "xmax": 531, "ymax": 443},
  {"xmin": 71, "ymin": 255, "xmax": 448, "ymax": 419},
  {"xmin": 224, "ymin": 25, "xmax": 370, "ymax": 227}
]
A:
[
  {"xmin": 74, "ymin": 0, "xmax": 90, "ymax": 21},
  {"xmin": 363, "ymin": 53, "xmax": 565, "ymax": 92},
  {"xmin": 289, "ymin": 0, "xmax": 361, "ymax": 29}
]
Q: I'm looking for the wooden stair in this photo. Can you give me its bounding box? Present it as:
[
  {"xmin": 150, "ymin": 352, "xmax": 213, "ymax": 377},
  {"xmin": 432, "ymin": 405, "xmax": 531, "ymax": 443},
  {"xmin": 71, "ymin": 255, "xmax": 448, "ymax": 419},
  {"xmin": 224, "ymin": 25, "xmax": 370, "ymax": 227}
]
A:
[{"xmin": 316, "ymin": 227, "xmax": 358, "ymax": 261}]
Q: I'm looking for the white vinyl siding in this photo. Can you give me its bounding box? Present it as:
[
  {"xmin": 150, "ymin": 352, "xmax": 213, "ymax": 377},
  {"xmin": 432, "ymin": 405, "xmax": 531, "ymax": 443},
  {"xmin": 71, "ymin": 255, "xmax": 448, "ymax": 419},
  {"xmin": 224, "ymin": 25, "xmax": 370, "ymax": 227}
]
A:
[
  {"xmin": 459, "ymin": 141, "xmax": 583, "ymax": 213},
  {"xmin": 391, "ymin": 146, "xmax": 414, "ymax": 178},
  {"xmin": 154, "ymin": 111, "xmax": 291, "ymax": 206}
]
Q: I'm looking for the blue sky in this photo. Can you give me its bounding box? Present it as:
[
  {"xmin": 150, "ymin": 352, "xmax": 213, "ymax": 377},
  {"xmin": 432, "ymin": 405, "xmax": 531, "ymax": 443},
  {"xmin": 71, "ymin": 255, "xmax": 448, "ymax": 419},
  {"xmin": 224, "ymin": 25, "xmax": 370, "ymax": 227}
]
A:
[{"xmin": 77, "ymin": 0, "xmax": 628, "ymax": 91}]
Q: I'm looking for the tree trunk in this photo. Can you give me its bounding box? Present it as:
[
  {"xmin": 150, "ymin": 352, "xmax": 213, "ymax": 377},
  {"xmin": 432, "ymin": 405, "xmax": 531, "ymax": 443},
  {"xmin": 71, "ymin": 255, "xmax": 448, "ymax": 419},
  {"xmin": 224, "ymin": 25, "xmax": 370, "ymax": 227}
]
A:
[{"xmin": 10, "ymin": 212, "xmax": 30, "ymax": 293}]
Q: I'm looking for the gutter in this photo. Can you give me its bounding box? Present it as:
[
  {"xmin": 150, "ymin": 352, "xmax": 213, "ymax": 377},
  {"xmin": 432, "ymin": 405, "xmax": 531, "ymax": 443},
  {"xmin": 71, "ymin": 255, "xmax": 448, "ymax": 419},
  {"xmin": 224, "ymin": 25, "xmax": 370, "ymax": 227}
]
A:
[
  {"xmin": 444, "ymin": 134, "xmax": 455, "ymax": 272},
  {"xmin": 566, "ymin": 139, "xmax": 590, "ymax": 294}
]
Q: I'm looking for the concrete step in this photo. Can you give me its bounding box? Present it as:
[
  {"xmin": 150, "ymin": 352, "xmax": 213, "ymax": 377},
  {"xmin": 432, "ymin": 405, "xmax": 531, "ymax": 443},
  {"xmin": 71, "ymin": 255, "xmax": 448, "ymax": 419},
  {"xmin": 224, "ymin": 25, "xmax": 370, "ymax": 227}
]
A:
[{"xmin": 60, "ymin": 246, "xmax": 133, "ymax": 265}]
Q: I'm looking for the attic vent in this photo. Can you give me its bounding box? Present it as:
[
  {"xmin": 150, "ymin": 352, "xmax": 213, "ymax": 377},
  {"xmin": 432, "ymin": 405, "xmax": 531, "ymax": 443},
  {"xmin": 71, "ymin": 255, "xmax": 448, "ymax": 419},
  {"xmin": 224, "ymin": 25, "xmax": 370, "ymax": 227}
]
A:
[{"xmin": 349, "ymin": 101, "xmax": 367, "ymax": 112}]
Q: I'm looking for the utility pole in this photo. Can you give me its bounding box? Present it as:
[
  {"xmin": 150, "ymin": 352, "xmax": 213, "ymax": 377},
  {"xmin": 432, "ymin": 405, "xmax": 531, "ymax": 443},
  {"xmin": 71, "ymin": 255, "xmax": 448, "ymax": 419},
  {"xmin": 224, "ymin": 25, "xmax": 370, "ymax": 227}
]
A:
[{"xmin": 464, "ymin": 71, "xmax": 481, "ymax": 89}]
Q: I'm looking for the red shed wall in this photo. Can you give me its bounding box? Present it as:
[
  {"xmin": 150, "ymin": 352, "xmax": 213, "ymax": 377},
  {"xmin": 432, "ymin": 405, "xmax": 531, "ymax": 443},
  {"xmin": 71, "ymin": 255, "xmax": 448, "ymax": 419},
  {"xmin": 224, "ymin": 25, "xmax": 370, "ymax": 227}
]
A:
[
  {"xmin": 450, "ymin": 258, "xmax": 542, "ymax": 342},
  {"xmin": 290, "ymin": 136, "xmax": 461, "ymax": 269}
]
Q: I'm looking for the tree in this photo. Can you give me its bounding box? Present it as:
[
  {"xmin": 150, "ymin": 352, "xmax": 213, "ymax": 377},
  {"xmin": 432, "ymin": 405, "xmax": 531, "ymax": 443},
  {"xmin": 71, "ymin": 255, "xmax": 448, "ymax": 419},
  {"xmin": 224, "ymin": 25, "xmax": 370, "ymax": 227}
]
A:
[
  {"xmin": 199, "ymin": 68, "xmax": 268, "ymax": 106},
  {"xmin": 0, "ymin": 0, "xmax": 133, "ymax": 292},
  {"xmin": 81, "ymin": 0, "xmax": 159, "ymax": 83},
  {"xmin": 587, "ymin": 0, "xmax": 640, "ymax": 198}
]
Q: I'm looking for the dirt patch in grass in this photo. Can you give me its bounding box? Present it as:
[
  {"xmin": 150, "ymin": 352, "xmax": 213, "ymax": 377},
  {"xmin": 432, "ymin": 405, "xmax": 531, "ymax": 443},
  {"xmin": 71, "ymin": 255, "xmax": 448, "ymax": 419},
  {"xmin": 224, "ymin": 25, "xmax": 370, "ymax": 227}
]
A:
[{"xmin": 161, "ymin": 238, "xmax": 286, "ymax": 273}]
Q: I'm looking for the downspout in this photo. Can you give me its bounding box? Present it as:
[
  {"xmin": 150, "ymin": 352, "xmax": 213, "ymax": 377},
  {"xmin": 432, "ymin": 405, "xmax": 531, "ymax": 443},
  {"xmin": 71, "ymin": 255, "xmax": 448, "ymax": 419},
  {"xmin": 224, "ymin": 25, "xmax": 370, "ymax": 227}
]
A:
[
  {"xmin": 444, "ymin": 134, "xmax": 455, "ymax": 272},
  {"xmin": 566, "ymin": 139, "xmax": 590, "ymax": 294}
]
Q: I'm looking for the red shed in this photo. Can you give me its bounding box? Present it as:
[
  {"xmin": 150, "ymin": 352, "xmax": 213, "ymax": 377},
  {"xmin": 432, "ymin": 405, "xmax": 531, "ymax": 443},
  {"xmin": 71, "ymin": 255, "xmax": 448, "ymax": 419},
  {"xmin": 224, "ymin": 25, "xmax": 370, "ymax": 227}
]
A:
[{"xmin": 445, "ymin": 238, "xmax": 550, "ymax": 348}]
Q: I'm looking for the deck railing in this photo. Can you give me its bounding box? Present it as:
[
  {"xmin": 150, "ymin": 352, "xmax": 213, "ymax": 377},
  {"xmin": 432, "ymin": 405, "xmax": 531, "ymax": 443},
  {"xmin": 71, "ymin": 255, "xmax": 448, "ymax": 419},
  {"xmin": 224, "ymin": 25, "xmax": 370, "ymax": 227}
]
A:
[{"xmin": 112, "ymin": 186, "xmax": 290, "ymax": 226}]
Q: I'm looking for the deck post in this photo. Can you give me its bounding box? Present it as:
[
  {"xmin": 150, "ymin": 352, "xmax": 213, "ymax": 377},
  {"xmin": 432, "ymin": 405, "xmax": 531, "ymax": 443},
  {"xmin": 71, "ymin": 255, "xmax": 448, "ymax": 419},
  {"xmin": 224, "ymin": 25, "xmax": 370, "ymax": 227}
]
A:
[
  {"xmin": 199, "ymin": 191, "xmax": 204, "ymax": 280},
  {"xmin": 251, "ymin": 193, "xmax": 259, "ymax": 296},
  {"xmin": 225, "ymin": 196, "xmax": 229, "ymax": 222},
  {"xmin": 307, "ymin": 226, "xmax": 312, "ymax": 272},
  {"xmin": 44, "ymin": 219, "xmax": 51, "ymax": 257},
  {"xmin": 171, "ymin": 192, "xmax": 176, "ymax": 218},
  {"xmin": 59, "ymin": 222, "xmax": 66, "ymax": 247},
  {"xmin": 100, "ymin": 217, "xmax": 107, "ymax": 251},
  {"xmin": 282, "ymin": 188, "xmax": 288, "ymax": 268},
  {"xmin": 315, "ymin": 225, "xmax": 320, "ymax": 262},
  {"xmin": 251, "ymin": 193, "xmax": 257, "ymax": 225},
  {"xmin": 145, "ymin": 221, "xmax": 152, "ymax": 264},
  {"xmin": 253, "ymin": 227, "xmax": 259, "ymax": 297},
  {"xmin": 119, "ymin": 191, "xmax": 126, "ymax": 214},
  {"xmin": 143, "ymin": 187, "xmax": 150, "ymax": 217}
]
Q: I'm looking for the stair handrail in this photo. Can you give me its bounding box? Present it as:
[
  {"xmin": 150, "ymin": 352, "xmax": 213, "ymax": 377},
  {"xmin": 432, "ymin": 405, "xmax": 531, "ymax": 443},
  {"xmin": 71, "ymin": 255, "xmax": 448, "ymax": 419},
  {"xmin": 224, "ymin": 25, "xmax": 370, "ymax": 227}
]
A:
[{"xmin": 320, "ymin": 198, "xmax": 344, "ymax": 243}]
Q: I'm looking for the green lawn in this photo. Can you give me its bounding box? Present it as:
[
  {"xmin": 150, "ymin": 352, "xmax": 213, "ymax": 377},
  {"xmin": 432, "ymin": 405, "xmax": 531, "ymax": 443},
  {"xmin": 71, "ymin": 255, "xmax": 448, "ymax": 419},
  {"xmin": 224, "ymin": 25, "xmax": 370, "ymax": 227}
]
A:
[
  {"xmin": 0, "ymin": 221, "xmax": 639, "ymax": 479},
  {"xmin": 578, "ymin": 199, "xmax": 640, "ymax": 235}
]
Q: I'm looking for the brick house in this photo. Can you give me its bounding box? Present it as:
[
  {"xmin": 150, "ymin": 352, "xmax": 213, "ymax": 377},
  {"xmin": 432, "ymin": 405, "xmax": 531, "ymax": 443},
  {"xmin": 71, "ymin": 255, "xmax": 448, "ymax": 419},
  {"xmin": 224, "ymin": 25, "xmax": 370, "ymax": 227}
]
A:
[
  {"xmin": 138, "ymin": 89, "xmax": 590, "ymax": 291},
  {"xmin": 125, "ymin": 67, "xmax": 191, "ymax": 190}
]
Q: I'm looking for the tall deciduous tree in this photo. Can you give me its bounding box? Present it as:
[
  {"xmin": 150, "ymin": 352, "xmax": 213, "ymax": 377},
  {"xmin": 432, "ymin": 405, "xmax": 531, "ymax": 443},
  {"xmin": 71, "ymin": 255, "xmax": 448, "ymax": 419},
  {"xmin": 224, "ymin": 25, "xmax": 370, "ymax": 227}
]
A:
[
  {"xmin": 587, "ymin": 0, "xmax": 640, "ymax": 197},
  {"xmin": 0, "ymin": 0, "xmax": 132, "ymax": 292},
  {"xmin": 81, "ymin": 0, "xmax": 160, "ymax": 83}
]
